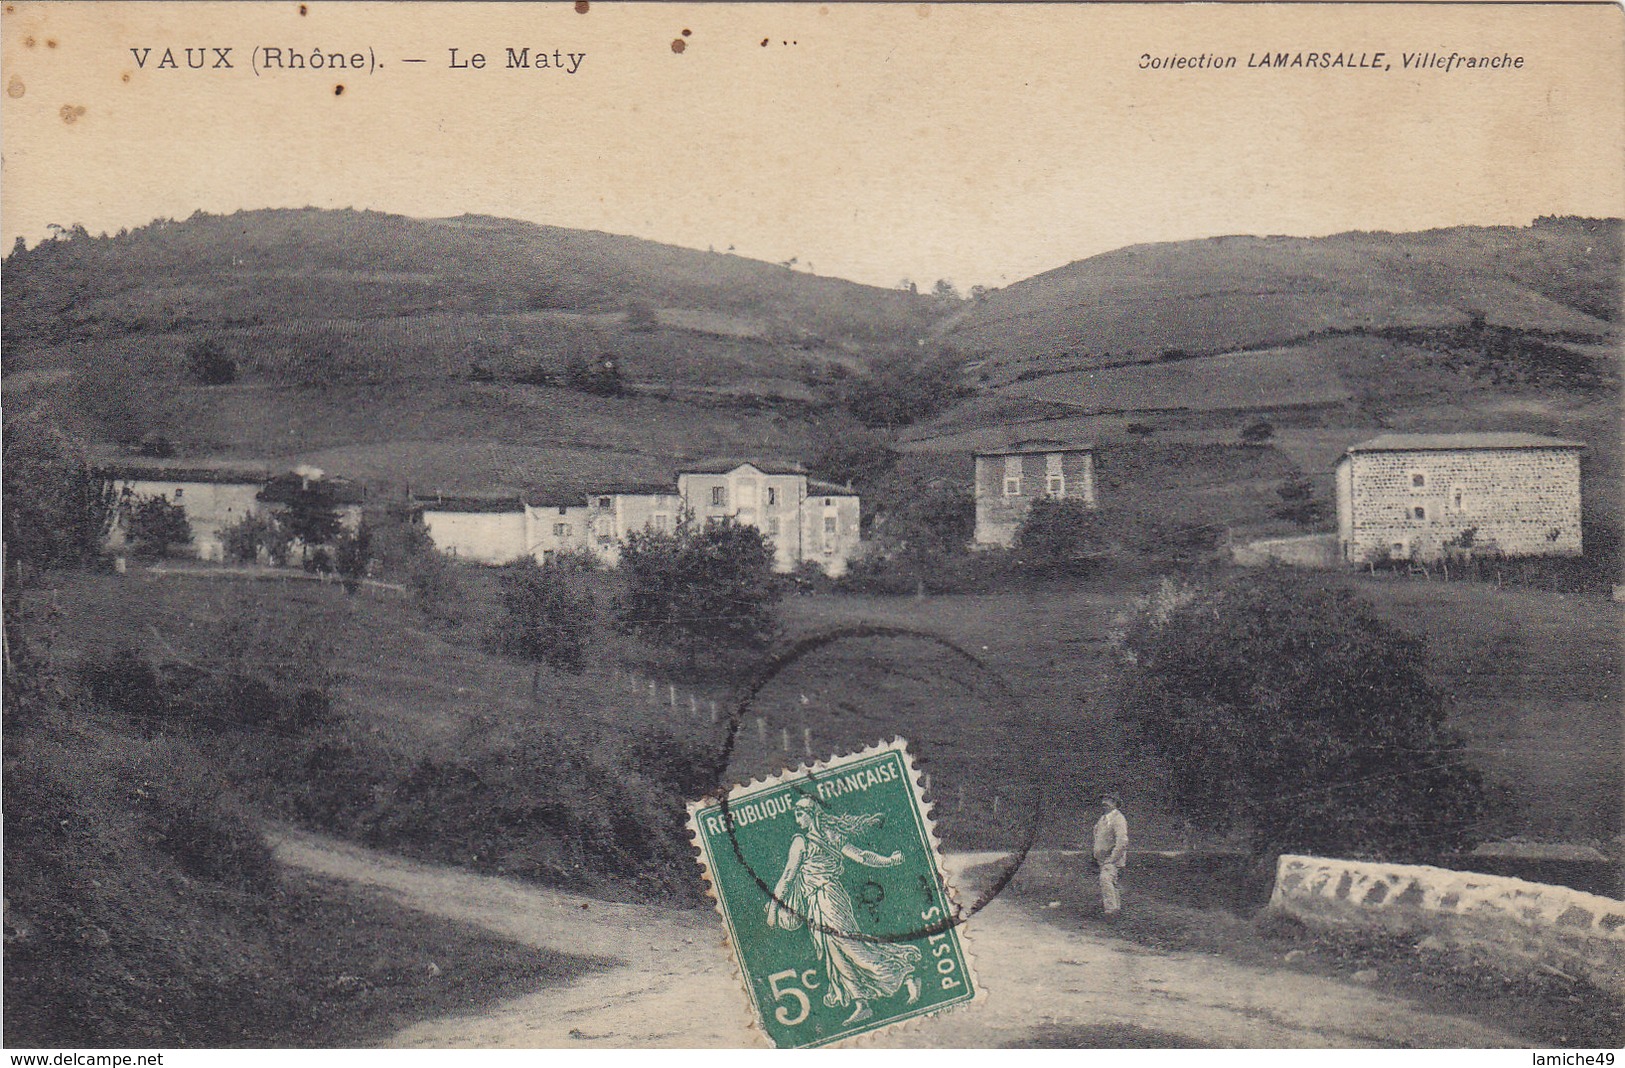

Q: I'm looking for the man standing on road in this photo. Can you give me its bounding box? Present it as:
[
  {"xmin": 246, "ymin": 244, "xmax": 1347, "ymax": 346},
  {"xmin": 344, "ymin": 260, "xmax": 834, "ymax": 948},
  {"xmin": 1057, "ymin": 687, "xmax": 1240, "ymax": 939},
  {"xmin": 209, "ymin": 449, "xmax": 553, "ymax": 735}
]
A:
[{"xmin": 1092, "ymin": 793, "xmax": 1129, "ymax": 917}]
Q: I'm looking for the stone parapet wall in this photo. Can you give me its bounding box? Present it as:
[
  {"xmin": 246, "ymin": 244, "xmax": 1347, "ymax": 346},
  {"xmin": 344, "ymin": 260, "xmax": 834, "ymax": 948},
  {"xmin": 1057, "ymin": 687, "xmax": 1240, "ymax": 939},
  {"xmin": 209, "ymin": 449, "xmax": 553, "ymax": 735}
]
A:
[
  {"xmin": 1270, "ymin": 854, "xmax": 1625, "ymax": 990},
  {"xmin": 1232, "ymin": 533, "xmax": 1339, "ymax": 568}
]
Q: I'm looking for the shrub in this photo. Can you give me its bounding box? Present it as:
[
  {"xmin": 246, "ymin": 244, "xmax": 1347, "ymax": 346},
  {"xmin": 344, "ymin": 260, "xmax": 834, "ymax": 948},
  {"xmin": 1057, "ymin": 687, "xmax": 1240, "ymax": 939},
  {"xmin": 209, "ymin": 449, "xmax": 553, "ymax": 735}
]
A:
[
  {"xmin": 132, "ymin": 748, "xmax": 275, "ymax": 887},
  {"xmin": 1117, "ymin": 571, "xmax": 1492, "ymax": 858},
  {"xmin": 1015, "ymin": 496, "xmax": 1105, "ymax": 574},
  {"xmin": 185, "ymin": 337, "xmax": 238, "ymax": 385},
  {"xmin": 490, "ymin": 561, "xmax": 595, "ymax": 675},
  {"xmin": 126, "ymin": 494, "xmax": 193, "ymax": 559},
  {"xmin": 617, "ymin": 516, "xmax": 781, "ymax": 667},
  {"xmin": 1240, "ymin": 419, "xmax": 1275, "ymax": 446},
  {"xmin": 220, "ymin": 511, "xmax": 291, "ymax": 566},
  {"xmin": 2, "ymin": 415, "xmax": 115, "ymax": 570}
]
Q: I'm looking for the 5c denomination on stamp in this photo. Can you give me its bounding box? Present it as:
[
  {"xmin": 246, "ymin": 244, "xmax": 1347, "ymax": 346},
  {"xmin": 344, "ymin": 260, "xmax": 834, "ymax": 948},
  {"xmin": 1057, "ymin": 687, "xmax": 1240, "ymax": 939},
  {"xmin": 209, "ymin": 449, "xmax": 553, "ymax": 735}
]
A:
[{"xmin": 688, "ymin": 738, "xmax": 979, "ymax": 1048}]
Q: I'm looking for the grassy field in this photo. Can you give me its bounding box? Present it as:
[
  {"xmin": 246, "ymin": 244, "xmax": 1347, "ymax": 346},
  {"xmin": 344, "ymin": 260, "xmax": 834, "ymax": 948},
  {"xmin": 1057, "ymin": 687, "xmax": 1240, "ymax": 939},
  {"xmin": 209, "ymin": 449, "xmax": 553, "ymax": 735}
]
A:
[
  {"xmin": 43, "ymin": 562, "xmax": 1621, "ymax": 859},
  {"xmin": 998, "ymin": 346, "xmax": 1352, "ymax": 412}
]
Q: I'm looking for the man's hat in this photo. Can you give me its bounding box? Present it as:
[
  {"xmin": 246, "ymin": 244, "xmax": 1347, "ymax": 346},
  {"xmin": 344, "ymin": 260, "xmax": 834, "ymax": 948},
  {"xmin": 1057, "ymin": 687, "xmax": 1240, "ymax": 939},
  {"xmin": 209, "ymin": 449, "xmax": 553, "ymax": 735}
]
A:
[{"xmin": 1101, "ymin": 792, "xmax": 1120, "ymax": 806}]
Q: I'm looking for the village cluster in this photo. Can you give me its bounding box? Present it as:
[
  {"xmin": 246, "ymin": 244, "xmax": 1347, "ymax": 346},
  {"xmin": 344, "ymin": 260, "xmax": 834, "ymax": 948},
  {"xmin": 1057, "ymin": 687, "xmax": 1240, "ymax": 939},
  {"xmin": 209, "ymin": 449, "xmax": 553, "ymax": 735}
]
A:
[{"xmin": 103, "ymin": 429, "xmax": 1586, "ymax": 575}]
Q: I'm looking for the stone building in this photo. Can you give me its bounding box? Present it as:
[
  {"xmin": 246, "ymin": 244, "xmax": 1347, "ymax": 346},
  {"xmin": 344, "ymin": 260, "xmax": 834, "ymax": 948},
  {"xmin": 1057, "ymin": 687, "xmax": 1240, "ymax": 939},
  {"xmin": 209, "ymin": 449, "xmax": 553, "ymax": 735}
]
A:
[
  {"xmin": 676, "ymin": 460, "xmax": 860, "ymax": 575},
  {"xmin": 1333, "ymin": 432, "xmax": 1585, "ymax": 564},
  {"xmin": 972, "ymin": 440, "xmax": 1096, "ymax": 549},
  {"xmin": 105, "ymin": 463, "xmax": 271, "ymax": 562},
  {"xmin": 416, "ymin": 460, "xmax": 862, "ymax": 575}
]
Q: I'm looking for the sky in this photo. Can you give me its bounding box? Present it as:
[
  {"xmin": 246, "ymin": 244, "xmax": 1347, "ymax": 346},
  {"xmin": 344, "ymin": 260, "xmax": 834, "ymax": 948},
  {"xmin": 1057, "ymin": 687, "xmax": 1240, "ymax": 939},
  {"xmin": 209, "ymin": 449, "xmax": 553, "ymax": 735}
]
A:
[{"xmin": 3, "ymin": 2, "xmax": 1622, "ymax": 289}]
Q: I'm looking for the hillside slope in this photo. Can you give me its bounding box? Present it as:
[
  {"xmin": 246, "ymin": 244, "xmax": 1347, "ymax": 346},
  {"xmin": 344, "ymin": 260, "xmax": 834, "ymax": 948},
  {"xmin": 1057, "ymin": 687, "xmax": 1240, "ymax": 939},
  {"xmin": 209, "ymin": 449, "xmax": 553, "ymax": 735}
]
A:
[{"xmin": 948, "ymin": 218, "xmax": 1620, "ymax": 370}]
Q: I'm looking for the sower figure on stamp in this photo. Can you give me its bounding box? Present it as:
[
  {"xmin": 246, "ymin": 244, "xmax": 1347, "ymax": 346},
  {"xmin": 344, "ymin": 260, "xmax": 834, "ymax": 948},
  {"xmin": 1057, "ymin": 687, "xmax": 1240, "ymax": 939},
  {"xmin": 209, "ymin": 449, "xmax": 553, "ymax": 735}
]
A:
[
  {"xmin": 1092, "ymin": 793, "xmax": 1128, "ymax": 917},
  {"xmin": 767, "ymin": 797, "xmax": 923, "ymax": 1025}
]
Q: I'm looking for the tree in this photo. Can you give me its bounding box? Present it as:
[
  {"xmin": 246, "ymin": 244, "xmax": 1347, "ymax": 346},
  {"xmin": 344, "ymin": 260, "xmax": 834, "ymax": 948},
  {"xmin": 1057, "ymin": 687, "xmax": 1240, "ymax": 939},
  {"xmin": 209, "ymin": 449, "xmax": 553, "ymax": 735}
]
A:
[
  {"xmin": 185, "ymin": 337, "xmax": 238, "ymax": 385},
  {"xmin": 808, "ymin": 427, "xmax": 898, "ymax": 493},
  {"xmin": 126, "ymin": 494, "xmax": 193, "ymax": 559},
  {"xmin": 1014, "ymin": 496, "xmax": 1104, "ymax": 573},
  {"xmin": 1273, "ymin": 474, "xmax": 1326, "ymax": 527},
  {"xmin": 834, "ymin": 351, "xmax": 969, "ymax": 429},
  {"xmin": 931, "ymin": 279, "xmax": 962, "ymax": 303},
  {"xmin": 280, "ymin": 480, "xmax": 343, "ymax": 559},
  {"xmin": 617, "ymin": 516, "xmax": 781, "ymax": 666},
  {"xmin": 1117, "ymin": 572, "xmax": 1490, "ymax": 857},
  {"xmin": 220, "ymin": 511, "xmax": 291, "ymax": 566},
  {"xmin": 333, "ymin": 520, "xmax": 373, "ymax": 594},
  {"xmin": 1, "ymin": 415, "xmax": 115, "ymax": 571},
  {"xmin": 1240, "ymin": 419, "xmax": 1275, "ymax": 446},
  {"xmin": 564, "ymin": 353, "xmax": 624, "ymax": 397},
  {"xmin": 492, "ymin": 560, "xmax": 595, "ymax": 674}
]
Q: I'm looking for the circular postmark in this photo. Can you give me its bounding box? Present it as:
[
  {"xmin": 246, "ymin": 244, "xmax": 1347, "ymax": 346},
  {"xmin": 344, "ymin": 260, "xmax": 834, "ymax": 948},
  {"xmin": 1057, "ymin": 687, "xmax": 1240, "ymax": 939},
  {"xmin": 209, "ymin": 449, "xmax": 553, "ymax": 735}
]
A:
[{"xmin": 708, "ymin": 623, "xmax": 1039, "ymax": 944}]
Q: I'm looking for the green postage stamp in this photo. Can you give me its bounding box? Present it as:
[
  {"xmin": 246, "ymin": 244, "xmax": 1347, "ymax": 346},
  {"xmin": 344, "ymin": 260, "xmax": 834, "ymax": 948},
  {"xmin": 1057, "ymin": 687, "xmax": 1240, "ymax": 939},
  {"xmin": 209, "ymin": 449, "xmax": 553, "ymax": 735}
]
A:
[{"xmin": 687, "ymin": 738, "xmax": 978, "ymax": 1048}]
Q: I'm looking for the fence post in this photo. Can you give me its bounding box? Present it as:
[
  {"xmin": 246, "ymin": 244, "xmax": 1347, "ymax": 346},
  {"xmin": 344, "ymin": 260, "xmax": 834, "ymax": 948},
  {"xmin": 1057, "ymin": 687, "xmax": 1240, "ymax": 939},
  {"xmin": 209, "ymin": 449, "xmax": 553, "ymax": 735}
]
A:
[
  {"xmin": 957, "ymin": 785, "xmax": 965, "ymax": 812},
  {"xmin": 710, "ymin": 700, "xmax": 719, "ymax": 725},
  {"xmin": 802, "ymin": 726, "xmax": 811, "ymax": 757},
  {"xmin": 781, "ymin": 727, "xmax": 790, "ymax": 752},
  {"xmin": 756, "ymin": 717, "xmax": 766, "ymax": 743}
]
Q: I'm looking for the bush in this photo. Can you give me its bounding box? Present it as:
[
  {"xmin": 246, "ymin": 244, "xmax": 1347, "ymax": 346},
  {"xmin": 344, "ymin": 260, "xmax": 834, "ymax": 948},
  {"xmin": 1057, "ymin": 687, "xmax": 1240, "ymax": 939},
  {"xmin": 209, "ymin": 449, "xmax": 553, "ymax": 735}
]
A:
[
  {"xmin": 1117, "ymin": 571, "xmax": 1491, "ymax": 858},
  {"xmin": 185, "ymin": 337, "xmax": 238, "ymax": 385},
  {"xmin": 126, "ymin": 494, "xmax": 193, "ymax": 560},
  {"xmin": 617, "ymin": 516, "xmax": 781, "ymax": 667},
  {"xmin": 2, "ymin": 415, "xmax": 115, "ymax": 570},
  {"xmin": 82, "ymin": 648, "xmax": 169, "ymax": 728},
  {"xmin": 1240, "ymin": 419, "xmax": 1275, "ymax": 446},
  {"xmin": 832, "ymin": 350, "xmax": 970, "ymax": 428},
  {"xmin": 1015, "ymin": 496, "xmax": 1105, "ymax": 574},
  {"xmin": 489, "ymin": 561, "xmax": 595, "ymax": 675},
  {"xmin": 132, "ymin": 747, "xmax": 275, "ymax": 887},
  {"xmin": 220, "ymin": 511, "xmax": 291, "ymax": 566}
]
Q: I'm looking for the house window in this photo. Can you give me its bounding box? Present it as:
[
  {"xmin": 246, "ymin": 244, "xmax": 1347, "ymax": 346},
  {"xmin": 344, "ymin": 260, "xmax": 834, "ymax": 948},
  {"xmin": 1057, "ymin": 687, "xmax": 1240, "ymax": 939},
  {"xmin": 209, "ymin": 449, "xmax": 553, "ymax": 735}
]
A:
[
  {"xmin": 1003, "ymin": 455, "xmax": 1024, "ymax": 497},
  {"xmin": 597, "ymin": 496, "xmax": 611, "ymax": 509},
  {"xmin": 554, "ymin": 522, "xmax": 571, "ymax": 537},
  {"xmin": 1413, "ymin": 505, "xmax": 1426, "ymax": 521},
  {"xmin": 597, "ymin": 534, "xmax": 614, "ymax": 546},
  {"xmin": 768, "ymin": 517, "xmax": 780, "ymax": 536},
  {"xmin": 825, "ymin": 498, "xmax": 832, "ymax": 507},
  {"xmin": 173, "ymin": 487, "xmax": 184, "ymax": 500},
  {"xmin": 711, "ymin": 486, "xmax": 727, "ymax": 507},
  {"xmin": 542, "ymin": 550, "xmax": 555, "ymax": 565},
  {"xmin": 1047, "ymin": 475, "xmax": 1065, "ymax": 497},
  {"xmin": 824, "ymin": 540, "xmax": 835, "ymax": 555},
  {"xmin": 557, "ymin": 506, "xmax": 568, "ymax": 516},
  {"xmin": 1411, "ymin": 473, "xmax": 1426, "ymax": 488},
  {"xmin": 824, "ymin": 516, "xmax": 837, "ymax": 534},
  {"xmin": 1392, "ymin": 542, "xmax": 1406, "ymax": 556},
  {"xmin": 739, "ymin": 481, "xmax": 758, "ymax": 507},
  {"xmin": 653, "ymin": 514, "xmax": 669, "ymax": 532},
  {"xmin": 767, "ymin": 487, "xmax": 778, "ymax": 506}
]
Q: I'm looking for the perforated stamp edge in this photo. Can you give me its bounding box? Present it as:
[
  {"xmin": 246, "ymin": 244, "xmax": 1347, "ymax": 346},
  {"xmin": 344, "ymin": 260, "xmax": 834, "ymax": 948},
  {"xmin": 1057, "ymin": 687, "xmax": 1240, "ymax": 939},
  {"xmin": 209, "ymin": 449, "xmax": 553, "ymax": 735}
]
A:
[{"xmin": 685, "ymin": 736, "xmax": 984, "ymax": 1049}]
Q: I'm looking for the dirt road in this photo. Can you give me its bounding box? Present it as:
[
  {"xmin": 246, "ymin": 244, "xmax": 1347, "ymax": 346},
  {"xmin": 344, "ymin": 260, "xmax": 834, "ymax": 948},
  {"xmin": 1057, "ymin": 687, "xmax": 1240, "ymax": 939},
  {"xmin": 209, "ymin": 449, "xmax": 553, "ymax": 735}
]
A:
[{"xmin": 270, "ymin": 829, "xmax": 1521, "ymax": 1048}]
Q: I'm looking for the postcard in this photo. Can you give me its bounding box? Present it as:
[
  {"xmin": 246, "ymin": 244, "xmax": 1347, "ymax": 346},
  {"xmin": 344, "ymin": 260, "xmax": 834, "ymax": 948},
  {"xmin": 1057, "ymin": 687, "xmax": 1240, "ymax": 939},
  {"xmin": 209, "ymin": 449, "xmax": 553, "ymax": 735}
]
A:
[{"xmin": 2, "ymin": 0, "xmax": 1620, "ymax": 1055}]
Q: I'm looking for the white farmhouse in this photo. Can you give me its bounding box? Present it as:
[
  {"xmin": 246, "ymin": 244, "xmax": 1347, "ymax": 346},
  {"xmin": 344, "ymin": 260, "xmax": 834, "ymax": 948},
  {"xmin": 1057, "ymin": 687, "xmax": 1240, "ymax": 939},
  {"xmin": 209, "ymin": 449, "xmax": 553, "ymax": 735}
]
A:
[
  {"xmin": 105, "ymin": 463, "xmax": 271, "ymax": 562},
  {"xmin": 1334, "ymin": 432, "xmax": 1585, "ymax": 564}
]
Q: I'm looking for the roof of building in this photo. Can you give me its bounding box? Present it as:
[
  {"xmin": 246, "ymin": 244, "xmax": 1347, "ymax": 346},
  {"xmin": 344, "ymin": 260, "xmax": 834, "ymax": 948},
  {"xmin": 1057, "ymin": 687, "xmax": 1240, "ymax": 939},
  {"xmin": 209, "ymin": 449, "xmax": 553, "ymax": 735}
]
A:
[
  {"xmin": 413, "ymin": 494, "xmax": 526, "ymax": 514},
  {"xmin": 587, "ymin": 482, "xmax": 681, "ymax": 498},
  {"xmin": 680, "ymin": 458, "xmax": 808, "ymax": 476},
  {"xmin": 1343, "ymin": 432, "xmax": 1587, "ymax": 455},
  {"xmin": 975, "ymin": 438, "xmax": 1095, "ymax": 457},
  {"xmin": 102, "ymin": 464, "xmax": 272, "ymax": 486},
  {"xmin": 258, "ymin": 473, "xmax": 368, "ymax": 505},
  {"xmin": 807, "ymin": 478, "xmax": 859, "ymax": 497}
]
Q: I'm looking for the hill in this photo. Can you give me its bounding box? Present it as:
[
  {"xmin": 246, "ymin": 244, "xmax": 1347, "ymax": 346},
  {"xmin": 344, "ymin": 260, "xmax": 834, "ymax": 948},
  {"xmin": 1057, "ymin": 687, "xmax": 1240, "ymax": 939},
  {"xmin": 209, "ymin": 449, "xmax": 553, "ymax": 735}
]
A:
[
  {"xmin": 2, "ymin": 208, "xmax": 945, "ymax": 490},
  {"xmin": 944, "ymin": 217, "xmax": 1620, "ymax": 371}
]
